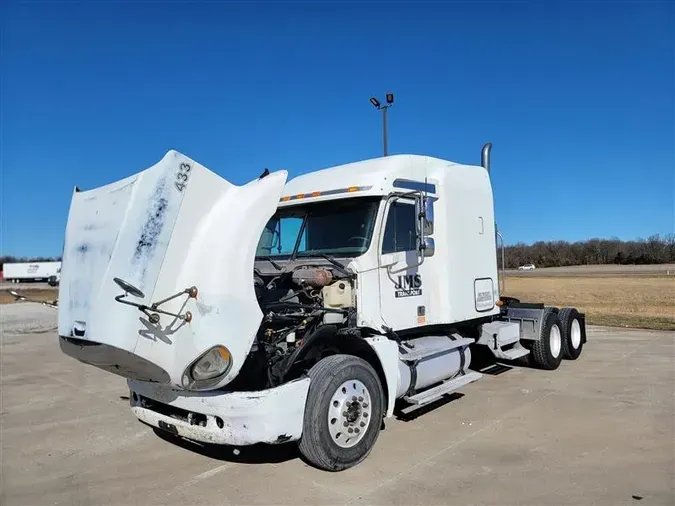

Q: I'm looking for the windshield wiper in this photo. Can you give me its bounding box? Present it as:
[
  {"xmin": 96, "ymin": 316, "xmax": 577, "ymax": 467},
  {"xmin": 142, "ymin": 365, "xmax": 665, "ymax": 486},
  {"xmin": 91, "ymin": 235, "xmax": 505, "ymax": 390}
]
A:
[
  {"xmin": 318, "ymin": 253, "xmax": 351, "ymax": 277},
  {"xmin": 256, "ymin": 256, "xmax": 283, "ymax": 271}
]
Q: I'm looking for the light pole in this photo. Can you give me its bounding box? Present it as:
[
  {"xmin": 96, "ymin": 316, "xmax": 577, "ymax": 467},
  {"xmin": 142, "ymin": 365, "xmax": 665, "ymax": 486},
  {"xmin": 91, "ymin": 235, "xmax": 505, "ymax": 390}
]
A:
[{"xmin": 370, "ymin": 93, "xmax": 394, "ymax": 156}]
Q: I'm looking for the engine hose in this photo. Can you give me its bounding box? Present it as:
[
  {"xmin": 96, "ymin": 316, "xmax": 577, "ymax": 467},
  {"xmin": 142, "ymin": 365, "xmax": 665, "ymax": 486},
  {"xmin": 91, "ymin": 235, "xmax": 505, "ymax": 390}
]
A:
[
  {"xmin": 266, "ymin": 313, "xmax": 302, "ymax": 324},
  {"xmin": 277, "ymin": 325, "xmax": 337, "ymax": 383}
]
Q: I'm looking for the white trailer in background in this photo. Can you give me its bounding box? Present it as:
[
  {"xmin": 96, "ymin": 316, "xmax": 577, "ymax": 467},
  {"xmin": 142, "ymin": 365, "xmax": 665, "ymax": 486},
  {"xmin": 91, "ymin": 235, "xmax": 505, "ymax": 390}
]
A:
[
  {"xmin": 56, "ymin": 144, "xmax": 587, "ymax": 472},
  {"xmin": 3, "ymin": 261, "xmax": 61, "ymax": 285}
]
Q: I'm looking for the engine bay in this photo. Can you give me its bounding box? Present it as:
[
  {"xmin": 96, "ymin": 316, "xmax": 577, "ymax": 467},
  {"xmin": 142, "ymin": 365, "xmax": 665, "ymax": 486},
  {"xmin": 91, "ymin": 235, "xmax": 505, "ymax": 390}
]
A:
[{"xmin": 226, "ymin": 261, "xmax": 358, "ymax": 392}]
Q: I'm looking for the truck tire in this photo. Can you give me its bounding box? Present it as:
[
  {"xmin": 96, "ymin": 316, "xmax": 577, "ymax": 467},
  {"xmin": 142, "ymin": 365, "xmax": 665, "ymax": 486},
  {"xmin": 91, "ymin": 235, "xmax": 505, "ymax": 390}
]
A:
[
  {"xmin": 530, "ymin": 308, "xmax": 564, "ymax": 370},
  {"xmin": 298, "ymin": 354, "xmax": 384, "ymax": 471},
  {"xmin": 559, "ymin": 307, "xmax": 583, "ymax": 360}
]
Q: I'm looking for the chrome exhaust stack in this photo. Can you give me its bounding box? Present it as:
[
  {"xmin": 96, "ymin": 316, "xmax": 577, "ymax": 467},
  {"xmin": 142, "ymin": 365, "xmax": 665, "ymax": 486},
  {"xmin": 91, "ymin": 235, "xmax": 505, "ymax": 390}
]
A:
[{"xmin": 481, "ymin": 142, "xmax": 492, "ymax": 174}]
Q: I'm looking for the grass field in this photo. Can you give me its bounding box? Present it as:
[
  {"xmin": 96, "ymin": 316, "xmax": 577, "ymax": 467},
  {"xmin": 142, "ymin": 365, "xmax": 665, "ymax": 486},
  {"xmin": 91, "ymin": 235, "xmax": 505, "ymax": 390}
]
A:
[
  {"xmin": 504, "ymin": 275, "xmax": 675, "ymax": 330},
  {"xmin": 505, "ymin": 263, "xmax": 675, "ymax": 277}
]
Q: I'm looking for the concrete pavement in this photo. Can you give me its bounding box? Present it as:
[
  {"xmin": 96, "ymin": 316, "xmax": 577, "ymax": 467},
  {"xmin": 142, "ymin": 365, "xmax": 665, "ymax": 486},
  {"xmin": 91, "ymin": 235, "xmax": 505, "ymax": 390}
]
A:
[{"xmin": 1, "ymin": 304, "xmax": 673, "ymax": 505}]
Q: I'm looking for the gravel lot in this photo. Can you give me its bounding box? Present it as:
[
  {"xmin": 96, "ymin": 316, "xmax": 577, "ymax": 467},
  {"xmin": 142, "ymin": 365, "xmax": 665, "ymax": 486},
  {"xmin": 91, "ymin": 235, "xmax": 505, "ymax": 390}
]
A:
[{"xmin": 1, "ymin": 303, "xmax": 673, "ymax": 505}]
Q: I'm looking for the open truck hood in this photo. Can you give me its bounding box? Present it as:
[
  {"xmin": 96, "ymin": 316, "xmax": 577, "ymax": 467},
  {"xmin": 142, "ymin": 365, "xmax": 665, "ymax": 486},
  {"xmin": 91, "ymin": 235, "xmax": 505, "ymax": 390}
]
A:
[{"xmin": 58, "ymin": 150, "xmax": 287, "ymax": 390}]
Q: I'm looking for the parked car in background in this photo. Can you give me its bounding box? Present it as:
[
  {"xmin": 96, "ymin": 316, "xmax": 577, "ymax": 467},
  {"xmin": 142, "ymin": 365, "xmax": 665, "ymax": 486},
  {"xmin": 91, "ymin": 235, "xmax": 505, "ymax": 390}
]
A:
[{"xmin": 518, "ymin": 263, "xmax": 536, "ymax": 271}]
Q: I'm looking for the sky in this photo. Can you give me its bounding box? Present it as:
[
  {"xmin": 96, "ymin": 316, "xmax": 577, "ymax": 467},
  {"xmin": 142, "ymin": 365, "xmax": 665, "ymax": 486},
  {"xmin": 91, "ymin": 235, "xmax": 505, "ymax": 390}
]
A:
[{"xmin": 1, "ymin": 1, "xmax": 674, "ymax": 257}]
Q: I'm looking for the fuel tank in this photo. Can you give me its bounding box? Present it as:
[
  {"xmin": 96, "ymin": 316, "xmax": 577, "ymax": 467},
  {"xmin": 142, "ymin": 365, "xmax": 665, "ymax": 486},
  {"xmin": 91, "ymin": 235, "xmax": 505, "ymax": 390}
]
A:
[{"xmin": 396, "ymin": 335, "xmax": 473, "ymax": 397}]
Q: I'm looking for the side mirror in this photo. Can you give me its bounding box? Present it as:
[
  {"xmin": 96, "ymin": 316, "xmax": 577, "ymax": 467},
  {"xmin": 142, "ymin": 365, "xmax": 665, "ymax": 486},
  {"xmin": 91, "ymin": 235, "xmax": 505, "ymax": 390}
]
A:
[
  {"xmin": 415, "ymin": 195, "xmax": 435, "ymax": 258},
  {"xmin": 423, "ymin": 197, "xmax": 434, "ymax": 236},
  {"xmin": 416, "ymin": 196, "xmax": 434, "ymax": 237},
  {"xmin": 113, "ymin": 277, "xmax": 145, "ymax": 298},
  {"xmin": 421, "ymin": 237, "xmax": 435, "ymax": 257}
]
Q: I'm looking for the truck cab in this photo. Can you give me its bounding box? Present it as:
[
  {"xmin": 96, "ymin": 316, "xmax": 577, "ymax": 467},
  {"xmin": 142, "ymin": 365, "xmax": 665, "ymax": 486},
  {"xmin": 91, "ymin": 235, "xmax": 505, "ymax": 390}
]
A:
[
  {"xmin": 254, "ymin": 153, "xmax": 500, "ymax": 333},
  {"xmin": 56, "ymin": 147, "xmax": 586, "ymax": 471}
]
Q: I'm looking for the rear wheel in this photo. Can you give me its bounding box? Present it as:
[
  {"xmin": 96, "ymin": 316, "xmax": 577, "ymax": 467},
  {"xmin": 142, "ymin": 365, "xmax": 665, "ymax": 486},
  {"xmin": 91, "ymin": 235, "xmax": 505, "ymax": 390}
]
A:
[
  {"xmin": 298, "ymin": 354, "xmax": 384, "ymax": 471},
  {"xmin": 530, "ymin": 308, "xmax": 564, "ymax": 370},
  {"xmin": 559, "ymin": 307, "xmax": 584, "ymax": 360}
]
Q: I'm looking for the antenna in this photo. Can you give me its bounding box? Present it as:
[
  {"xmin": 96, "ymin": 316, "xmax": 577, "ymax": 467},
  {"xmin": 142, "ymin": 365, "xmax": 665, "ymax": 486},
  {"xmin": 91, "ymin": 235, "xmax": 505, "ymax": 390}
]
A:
[{"xmin": 422, "ymin": 175, "xmax": 429, "ymax": 238}]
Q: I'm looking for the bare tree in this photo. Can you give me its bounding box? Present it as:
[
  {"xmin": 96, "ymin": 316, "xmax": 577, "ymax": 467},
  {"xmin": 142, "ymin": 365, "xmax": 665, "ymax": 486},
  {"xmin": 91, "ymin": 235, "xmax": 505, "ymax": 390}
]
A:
[{"xmin": 504, "ymin": 236, "xmax": 675, "ymax": 268}]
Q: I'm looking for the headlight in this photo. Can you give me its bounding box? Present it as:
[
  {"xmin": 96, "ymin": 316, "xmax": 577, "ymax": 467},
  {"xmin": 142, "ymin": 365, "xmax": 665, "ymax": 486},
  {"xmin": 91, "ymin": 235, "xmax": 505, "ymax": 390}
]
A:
[
  {"xmin": 182, "ymin": 345, "xmax": 232, "ymax": 390},
  {"xmin": 192, "ymin": 346, "xmax": 231, "ymax": 380}
]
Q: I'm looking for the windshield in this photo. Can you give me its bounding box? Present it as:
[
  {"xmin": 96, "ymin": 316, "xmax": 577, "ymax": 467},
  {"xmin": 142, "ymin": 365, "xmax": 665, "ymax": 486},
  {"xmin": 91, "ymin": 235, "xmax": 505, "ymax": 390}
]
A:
[{"xmin": 256, "ymin": 197, "xmax": 380, "ymax": 258}]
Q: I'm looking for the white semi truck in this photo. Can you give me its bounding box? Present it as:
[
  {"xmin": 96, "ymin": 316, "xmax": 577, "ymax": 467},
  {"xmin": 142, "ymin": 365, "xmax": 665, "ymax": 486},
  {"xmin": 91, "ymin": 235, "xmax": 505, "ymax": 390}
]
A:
[
  {"xmin": 56, "ymin": 145, "xmax": 586, "ymax": 471},
  {"xmin": 3, "ymin": 261, "xmax": 61, "ymax": 285}
]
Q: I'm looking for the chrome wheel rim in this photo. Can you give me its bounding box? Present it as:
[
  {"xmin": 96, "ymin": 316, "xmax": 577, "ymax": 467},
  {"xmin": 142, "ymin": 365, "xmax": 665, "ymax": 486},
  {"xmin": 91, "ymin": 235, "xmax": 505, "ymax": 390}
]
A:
[
  {"xmin": 550, "ymin": 323, "xmax": 562, "ymax": 358},
  {"xmin": 571, "ymin": 319, "xmax": 582, "ymax": 349},
  {"xmin": 328, "ymin": 379, "xmax": 372, "ymax": 448}
]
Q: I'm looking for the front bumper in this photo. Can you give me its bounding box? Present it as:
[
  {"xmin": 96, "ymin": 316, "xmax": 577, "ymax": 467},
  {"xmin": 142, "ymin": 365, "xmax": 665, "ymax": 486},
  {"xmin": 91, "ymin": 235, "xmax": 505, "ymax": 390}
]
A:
[{"xmin": 128, "ymin": 377, "xmax": 310, "ymax": 446}]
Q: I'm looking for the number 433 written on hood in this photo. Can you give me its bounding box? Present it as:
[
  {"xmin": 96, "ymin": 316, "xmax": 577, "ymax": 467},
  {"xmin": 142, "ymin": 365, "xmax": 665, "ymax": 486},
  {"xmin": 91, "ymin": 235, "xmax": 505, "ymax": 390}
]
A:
[{"xmin": 174, "ymin": 163, "xmax": 191, "ymax": 192}]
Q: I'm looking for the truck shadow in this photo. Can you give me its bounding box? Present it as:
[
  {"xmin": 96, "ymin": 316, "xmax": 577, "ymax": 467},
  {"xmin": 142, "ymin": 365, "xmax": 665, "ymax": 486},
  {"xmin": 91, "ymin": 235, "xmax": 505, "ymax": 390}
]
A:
[
  {"xmin": 478, "ymin": 362, "xmax": 514, "ymax": 376},
  {"xmin": 149, "ymin": 425, "xmax": 300, "ymax": 465},
  {"xmin": 394, "ymin": 393, "xmax": 465, "ymax": 422},
  {"xmin": 393, "ymin": 349, "xmax": 531, "ymax": 422},
  {"xmin": 470, "ymin": 346, "xmax": 530, "ymax": 374}
]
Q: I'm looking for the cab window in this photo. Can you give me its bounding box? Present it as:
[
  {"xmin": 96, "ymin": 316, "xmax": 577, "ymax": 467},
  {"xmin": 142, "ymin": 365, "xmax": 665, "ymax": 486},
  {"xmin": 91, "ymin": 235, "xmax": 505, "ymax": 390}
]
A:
[
  {"xmin": 382, "ymin": 200, "xmax": 418, "ymax": 254},
  {"xmin": 256, "ymin": 197, "xmax": 379, "ymax": 258}
]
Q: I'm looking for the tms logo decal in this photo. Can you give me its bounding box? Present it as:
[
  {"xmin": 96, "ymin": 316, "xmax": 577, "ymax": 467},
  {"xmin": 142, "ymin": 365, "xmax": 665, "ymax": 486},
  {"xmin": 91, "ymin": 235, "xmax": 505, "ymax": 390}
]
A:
[{"xmin": 394, "ymin": 274, "xmax": 422, "ymax": 298}]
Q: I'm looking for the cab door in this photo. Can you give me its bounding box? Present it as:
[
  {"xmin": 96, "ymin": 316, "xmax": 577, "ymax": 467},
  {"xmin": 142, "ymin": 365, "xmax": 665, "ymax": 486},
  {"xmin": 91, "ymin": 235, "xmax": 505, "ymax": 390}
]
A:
[{"xmin": 377, "ymin": 196, "xmax": 432, "ymax": 331}]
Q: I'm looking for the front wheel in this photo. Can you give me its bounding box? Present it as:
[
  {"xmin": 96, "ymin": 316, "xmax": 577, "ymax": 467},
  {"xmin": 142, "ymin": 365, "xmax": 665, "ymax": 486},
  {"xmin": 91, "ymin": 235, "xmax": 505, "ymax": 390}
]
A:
[{"xmin": 298, "ymin": 354, "xmax": 384, "ymax": 471}]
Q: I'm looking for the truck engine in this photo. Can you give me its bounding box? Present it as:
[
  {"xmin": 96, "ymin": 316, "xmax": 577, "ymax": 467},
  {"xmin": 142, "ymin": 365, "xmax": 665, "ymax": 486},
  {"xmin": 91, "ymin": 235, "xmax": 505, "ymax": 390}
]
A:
[{"xmin": 228, "ymin": 264, "xmax": 357, "ymax": 392}]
